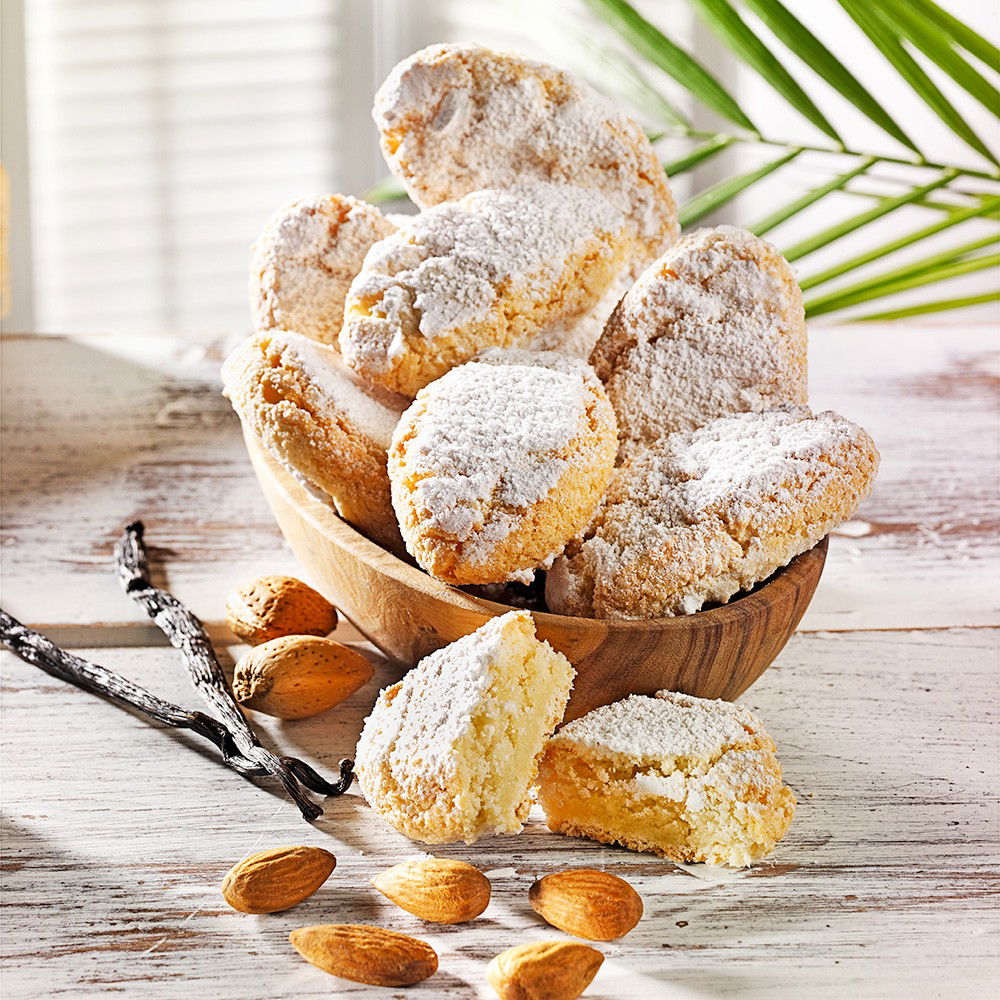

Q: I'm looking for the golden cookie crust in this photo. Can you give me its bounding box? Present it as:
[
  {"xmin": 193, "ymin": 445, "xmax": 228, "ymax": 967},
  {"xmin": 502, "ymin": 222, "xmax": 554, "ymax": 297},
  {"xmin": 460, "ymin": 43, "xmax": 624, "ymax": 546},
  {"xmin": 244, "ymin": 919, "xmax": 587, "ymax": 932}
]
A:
[
  {"xmin": 389, "ymin": 351, "xmax": 618, "ymax": 585},
  {"xmin": 546, "ymin": 405, "xmax": 879, "ymax": 619},
  {"xmin": 374, "ymin": 43, "xmax": 679, "ymax": 264},
  {"xmin": 340, "ymin": 181, "xmax": 633, "ymax": 398},
  {"xmin": 538, "ymin": 691, "xmax": 795, "ymax": 867},
  {"xmin": 250, "ymin": 194, "xmax": 395, "ymax": 347},
  {"xmin": 222, "ymin": 330, "xmax": 408, "ymax": 553},
  {"xmin": 591, "ymin": 226, "xmax": 808, "ymax": 460}
]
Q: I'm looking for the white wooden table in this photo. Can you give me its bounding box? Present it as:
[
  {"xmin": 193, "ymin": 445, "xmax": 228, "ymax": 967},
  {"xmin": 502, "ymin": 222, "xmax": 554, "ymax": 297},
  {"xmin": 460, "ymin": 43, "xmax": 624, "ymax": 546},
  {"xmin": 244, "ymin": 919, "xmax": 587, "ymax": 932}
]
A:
[{"xmin": 1, "ymin": 325, "xmax": 998, "ymax": 998}]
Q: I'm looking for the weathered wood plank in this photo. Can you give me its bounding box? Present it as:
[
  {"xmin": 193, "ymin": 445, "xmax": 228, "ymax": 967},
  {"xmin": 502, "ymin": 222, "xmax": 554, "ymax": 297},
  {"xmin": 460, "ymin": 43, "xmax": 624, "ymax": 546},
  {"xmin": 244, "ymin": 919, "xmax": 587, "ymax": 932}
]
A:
[
  {"xmin": 2, "ymin": 325, "xmax": 997, "ymax": 633},
  {"xmin": 2, "ymin": 627, "xmax": 997, "ymax": 998}
]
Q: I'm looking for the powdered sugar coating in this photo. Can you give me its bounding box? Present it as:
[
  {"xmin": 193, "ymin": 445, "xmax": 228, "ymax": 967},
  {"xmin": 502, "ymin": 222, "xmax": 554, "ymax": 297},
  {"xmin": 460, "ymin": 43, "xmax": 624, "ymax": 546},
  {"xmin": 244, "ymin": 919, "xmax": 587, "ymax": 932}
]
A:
[
  {"xmin": 355, "ymin": 609, "xmax": 576, "ymax": 844},
  {"xmin": 555, "ymin": 691, "xmax": 762, "ymax": 765},
  {"xmin": 359, "ymin": 613, "xmax": 511, "ymax": 788},
  {"xmin": 390, "ymin": 354, "xmax": 618, "ymax": 584},
  {"xmin": 221, "ymin": 330, "xmax": 408, "ymax": 552},
  {"xmin": 250, "ymin": 195, "xmax": 395, "ymax": 346},
  {"xmin": 546, "ymin": 405, "xmax": 879, "ymax": 619},
  {"xmin": 340, "ymin": 181, "xmax": 629, "ymax": 396},
  {"xmin": 374, "ymin": 43, "xmax": 678, "ymax": 262},
  {"xmin": 538, "ymin": 690, "xmax": 795, "ymax": 865},
  {"xmin": 591, "ymin": 226, "xmax": 807, "ymax": 459}
]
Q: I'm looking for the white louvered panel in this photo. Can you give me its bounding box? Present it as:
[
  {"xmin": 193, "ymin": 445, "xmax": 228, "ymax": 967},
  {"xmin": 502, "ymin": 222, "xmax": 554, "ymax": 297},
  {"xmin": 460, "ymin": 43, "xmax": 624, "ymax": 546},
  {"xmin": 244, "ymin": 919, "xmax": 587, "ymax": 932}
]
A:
[{"xmin": 24, "ymin": 0, "xmax": 372, "ymax": 335}]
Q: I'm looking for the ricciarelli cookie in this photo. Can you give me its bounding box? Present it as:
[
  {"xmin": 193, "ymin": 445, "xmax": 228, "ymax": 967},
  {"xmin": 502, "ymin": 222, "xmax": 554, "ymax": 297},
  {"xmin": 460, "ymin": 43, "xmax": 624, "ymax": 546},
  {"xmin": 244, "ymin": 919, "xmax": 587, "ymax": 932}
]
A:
[
  {"xmin": 340, "ymin": 181, "xmax": 632, "ymax": 397},
  {"xmin": 374, "ymin": 43, "xmax": 679, "ymax": 265},
  {"xmin": 222, "ymin": 330, "xmax": 408, "ymax": 553},
  {"xmin": 591, "ymin": 226, "xmax": 808, "ymax": 460},
  {"xmin": 355, "ymin": 610, "xmax": 575, "ymax": 844},
  {"xmin": 537, "ymin": 691, "xmax": 795, "ymax": 866},
  {"xmin": 250, "ymin": 194, "xmax": 395, "ymax": 346},
  {"xmin": 389, "ymin": 351, "xmax": 618, "ymax": 585},
  {"xmin": 546, "ymin": 406, "xmax": 878, "ymax": 619}
]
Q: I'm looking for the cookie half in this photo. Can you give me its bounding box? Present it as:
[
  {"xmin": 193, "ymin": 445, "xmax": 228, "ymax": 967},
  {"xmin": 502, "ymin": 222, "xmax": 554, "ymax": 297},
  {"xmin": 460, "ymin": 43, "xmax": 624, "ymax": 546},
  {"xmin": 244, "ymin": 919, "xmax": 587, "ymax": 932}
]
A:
[
  {"xmin": 538, "ymin": 691, "xmax": 795, "ymax": 867},
  {"xmin": 355, "ymin": 610, "xmax": 575, "ymax": 844}
]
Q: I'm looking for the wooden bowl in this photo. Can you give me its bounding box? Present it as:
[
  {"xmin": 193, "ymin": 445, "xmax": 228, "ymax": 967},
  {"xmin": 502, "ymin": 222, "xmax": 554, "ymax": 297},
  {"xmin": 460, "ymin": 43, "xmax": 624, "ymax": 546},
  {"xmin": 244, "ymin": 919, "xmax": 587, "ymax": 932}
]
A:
[{"xmin": 245, "ymin": 432, "xmax": 827, "ymax": 721}]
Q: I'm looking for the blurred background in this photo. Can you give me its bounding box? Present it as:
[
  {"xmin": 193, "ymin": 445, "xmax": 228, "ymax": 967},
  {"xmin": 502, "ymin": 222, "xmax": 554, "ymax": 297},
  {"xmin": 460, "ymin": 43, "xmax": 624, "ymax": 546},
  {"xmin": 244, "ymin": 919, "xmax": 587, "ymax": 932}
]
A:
[{"xmin": 1, "ymin": 0, "xmax": 997, "ymax": 335}]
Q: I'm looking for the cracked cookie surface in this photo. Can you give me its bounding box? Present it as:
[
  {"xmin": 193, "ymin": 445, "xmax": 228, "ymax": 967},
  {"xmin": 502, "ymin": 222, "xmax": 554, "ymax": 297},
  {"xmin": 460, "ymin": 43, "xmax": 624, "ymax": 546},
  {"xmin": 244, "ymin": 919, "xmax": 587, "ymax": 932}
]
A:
[
  {"xmin": 340, "ymin": 181, "xmax": 632, "ymax": 398},
  {"xmin": 222, "ymin": 330, "xmax": 408, "ymax": 553},
  {"xmin": 374, "ymin": 43, "xmax": 679, "ymax": 267},
  {"xmin": 250, "ymin": 194, "xmax": 396, "ymax": 346},
  {"xmin": 545, "ymin": 405, "xmax": 879, "ymax": 619},
  {"xmin": 591, "ymin": 226, "xmax": 807, "ymax": 461},
  {"xmin": 389, "ymin": 350, "xmax": 618, "ymax": 585}
]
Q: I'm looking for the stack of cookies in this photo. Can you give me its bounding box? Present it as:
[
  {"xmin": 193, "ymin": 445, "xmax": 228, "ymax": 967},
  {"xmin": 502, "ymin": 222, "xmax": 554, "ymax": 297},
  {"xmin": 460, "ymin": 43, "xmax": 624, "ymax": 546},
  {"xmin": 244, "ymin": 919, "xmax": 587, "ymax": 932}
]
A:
[
  {"xmin": 224, "ymin": 43, "xmax": 879, "ymax": 622},
  {"xmin": 222, "ymin": 42, "xmax": 882, "ymax": 866}
]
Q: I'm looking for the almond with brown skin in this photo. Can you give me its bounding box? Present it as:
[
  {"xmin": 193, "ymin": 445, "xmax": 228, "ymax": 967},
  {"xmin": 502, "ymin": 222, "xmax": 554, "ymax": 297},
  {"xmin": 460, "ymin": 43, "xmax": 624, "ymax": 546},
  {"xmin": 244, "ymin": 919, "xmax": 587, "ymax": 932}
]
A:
[
  {"xmin": 486, "ymin": 940, "xmax": 603, "ymax": 1000},
  {"xmin": 226, "ymin": 575, "xmax": 338, "ymax": 645},
  {"xmin": 372, "ymin": 858, "xmax": 490, "ymax": 923},
  {"xmin": 289, "ymin": 924, "xmax": 438, "ymax": 986},
  {"xmin": 233, "ymin": 635, "xmax": 373, "ymax": 719},
  {"xmin": 529, "ymin": 869, "xmax": 643, "ymax": 941},
  {"xmin": 221, "ymin": 846, "xmax": 335, "ymax": 914}
]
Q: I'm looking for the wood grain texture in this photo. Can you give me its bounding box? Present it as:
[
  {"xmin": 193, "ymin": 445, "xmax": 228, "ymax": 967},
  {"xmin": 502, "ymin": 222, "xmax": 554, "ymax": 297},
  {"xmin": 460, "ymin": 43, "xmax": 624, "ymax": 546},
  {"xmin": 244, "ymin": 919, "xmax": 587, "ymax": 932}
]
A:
[
  {"xmin": 1, "ymin": 628, "xmax": 997, "ymax": 998},
  {"xmin": 2, "ymin": 325, "xmax": 997, "ymax": 633},
  {"xmin": 1, "ymin": 325, "xmax": 998, "ymax": 998},
  {"xmin": 247, "ymin": 426, "xmax": 828, "ymax": 718}
]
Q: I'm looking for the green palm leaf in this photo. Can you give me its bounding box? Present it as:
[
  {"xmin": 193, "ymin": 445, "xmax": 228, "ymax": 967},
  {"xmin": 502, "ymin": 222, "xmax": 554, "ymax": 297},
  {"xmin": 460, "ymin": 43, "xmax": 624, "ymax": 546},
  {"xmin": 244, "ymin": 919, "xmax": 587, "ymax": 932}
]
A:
[
  {"xmin": 852, "ymin": 290, "xmax": 1000, "ymax": 321},
  {"xmin": 879, "ymin": 0, "xmax": 1000, "ymax": 114},
  {"xmin": 687, "ymin": 0, "xmax": 842, "ymax": 143},
  {"xmin": 837, "ymin": 0, "xmax": 998, "ymax": 165},
  {"xmin": 801, "ymin": 198, "xmax": 1000, "ymax": 289},
  {"xmin": 742, "ymin": 0, "xmax": 918, "ymax": 152},
  {"xmin": 783, "ymin": 170, "xmax": 960, "ymax": 261},
  {"xmin": 748, "ymin": 157, "xmax": 877, "ymax": 236},
  {"xmin": 906, "ymin": 0, "xmax": 1000, "ymax": 73},
  {"xmin": 803, "ymin": 237, "xmax": 999, "ymax": 315},
  {"xmin": 662, "ymin": 136, "xmax": 736, "ymax": 176},
  {"xmin": 678, "ymin": 148, "xmax": 803, "ymax": 226},
  {"xmin": 585, "ymin": 0, "xmax": 758, "ymax": 131}
]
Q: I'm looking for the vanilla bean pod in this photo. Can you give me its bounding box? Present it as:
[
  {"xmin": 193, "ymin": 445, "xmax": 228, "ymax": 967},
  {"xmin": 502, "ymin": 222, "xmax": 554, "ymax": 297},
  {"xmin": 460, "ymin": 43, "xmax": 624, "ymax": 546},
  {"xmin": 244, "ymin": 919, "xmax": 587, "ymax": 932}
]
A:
[
  {"xmin": 114, "ymin": 521, "xmax": 353, "ymax": 818},
  {"xmin": 0, "ymin": 610, "xmax": 267, "ymax": 779}
]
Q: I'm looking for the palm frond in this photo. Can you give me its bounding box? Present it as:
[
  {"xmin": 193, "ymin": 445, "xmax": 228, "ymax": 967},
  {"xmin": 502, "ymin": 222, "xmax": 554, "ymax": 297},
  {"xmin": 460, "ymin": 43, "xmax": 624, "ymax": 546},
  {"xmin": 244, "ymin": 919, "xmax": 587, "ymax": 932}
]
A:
[
  {"xmin": 906, "ymin": 0, "xmax": 1000, "ymax": 73},
  {"xmin": 879, "ymin": 0, "xmax": 1000, "ymax": 114},
  {"xmin": 836, "ymin": 0, "xmax": 997, "ymax": 166},
  {"xmin": 678, "ymin": 148, "xmax": 802, "ymax": 226},
  {"xmin": 585, "ymin": 0, "xmax": 758, "ymax": 131},
  {"xmin": 584, "ymin": 0, "xmax": 999, "ymax": 320},
  {"xmin": 742, "ymin": 0, "xmax": 917, "ymax": 151},
  {"xmin": 687, "ymin": 0, "xmax": 842, "ymax": 143}
]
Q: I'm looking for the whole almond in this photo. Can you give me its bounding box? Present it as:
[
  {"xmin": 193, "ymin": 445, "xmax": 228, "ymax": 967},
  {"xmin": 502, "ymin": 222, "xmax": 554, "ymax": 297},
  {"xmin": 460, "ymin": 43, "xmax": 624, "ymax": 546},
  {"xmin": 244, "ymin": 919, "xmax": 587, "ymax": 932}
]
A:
[
  {"xmin": 289, "ymin": 924, "xmax": 438, "ymax": 986},
  {"xmin": 233, "ymin": 635, "xmax": 373, "ymax": 719},
  {"xmin": 221, "ymin": 845, "xmax": 335, "ymax": 914},
  {"xmin": 486, "ymin": 940, "xmax": 603, "ymax": 1000},
  {"xmin": 372, "ymin": 858, "xmax": 490, "ymax": 923},
  {"xmin": 226, "ymin": 575, "xmax": 338, "ymax": 645},
  {"xmin": 528, "ymin": 869, "xmax": 643, "ymax": 941}
]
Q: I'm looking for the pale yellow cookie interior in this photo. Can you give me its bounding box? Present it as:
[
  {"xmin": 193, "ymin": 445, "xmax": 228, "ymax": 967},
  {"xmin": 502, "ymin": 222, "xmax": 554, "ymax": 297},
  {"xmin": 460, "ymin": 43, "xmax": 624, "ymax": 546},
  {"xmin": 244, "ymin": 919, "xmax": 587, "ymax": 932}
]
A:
[
  {"xmin": 538, "ymin": 692, "xmax": 795, "ymax": 867},
  {"xmin": 355, "ymin": 610, "xmax": 575, "ymax": 844}
]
